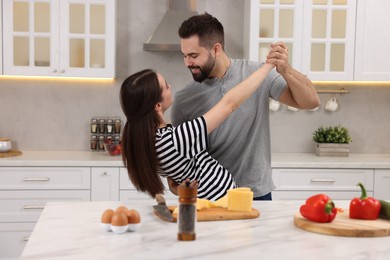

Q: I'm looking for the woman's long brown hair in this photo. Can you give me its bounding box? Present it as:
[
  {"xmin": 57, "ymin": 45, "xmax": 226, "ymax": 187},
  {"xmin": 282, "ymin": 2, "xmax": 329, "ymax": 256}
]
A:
[{"xmin": 120, "ymin": 69, "xmax": 164, "ymax": 198}]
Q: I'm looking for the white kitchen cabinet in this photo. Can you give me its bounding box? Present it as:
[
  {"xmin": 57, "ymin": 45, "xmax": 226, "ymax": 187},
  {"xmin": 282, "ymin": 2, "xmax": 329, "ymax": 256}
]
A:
[
  {"xmin": 374, "ymin": 169, "xmax": 390, "ymax": 200},
  {"xmin": 2, "ymin": 0, "xmax": 116, "ymax": 78},
  {"xmin": 0, "ymin": 166, "xmax": 91, "ymax": 259},
  {"xmin": 354, "ymin": 0, "xmax": 390, "ymax": 81},
  {"xmin": 91, "ymin": 167, "xmax": 120, "ymax": 201},
  {"xmin": 0, "ymin": 222, "xmax": 35, "ymax": 259},
  {"xmin": 301, "ymin": 0, "xmax": 356, "ymax": 81},
  {"xmin": 244, "ymin": 0, "xmax": 356, "ymax": 81},
  {"xmin": 272, "ymin": 168, "xmax": 374, "ymax": 200},
  {"xmin": 244, "ymin": 0, "xmax": 303, "ymax": 69},
  {"xmin": 0, "ymin": 1, "xmax": 3, "ymax": 75}
]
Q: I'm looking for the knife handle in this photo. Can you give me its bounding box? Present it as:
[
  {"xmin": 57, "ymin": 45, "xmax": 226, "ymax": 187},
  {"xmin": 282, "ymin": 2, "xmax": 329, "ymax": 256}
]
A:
[{"xmin": 156, "ymin": 193, "xmax": 166, "ymax": 205}]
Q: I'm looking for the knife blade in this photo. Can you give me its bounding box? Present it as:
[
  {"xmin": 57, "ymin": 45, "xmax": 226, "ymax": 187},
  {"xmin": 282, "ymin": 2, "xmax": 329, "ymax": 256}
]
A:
[{"xmin": 153, "ymin": 193, "xmax": 174, "ymax": 222}]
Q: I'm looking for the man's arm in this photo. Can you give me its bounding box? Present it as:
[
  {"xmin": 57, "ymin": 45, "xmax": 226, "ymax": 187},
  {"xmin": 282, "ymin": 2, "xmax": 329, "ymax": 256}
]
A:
[{"xmin": 267, "ymin": 42, "xmax": 321, "ymax": 109}]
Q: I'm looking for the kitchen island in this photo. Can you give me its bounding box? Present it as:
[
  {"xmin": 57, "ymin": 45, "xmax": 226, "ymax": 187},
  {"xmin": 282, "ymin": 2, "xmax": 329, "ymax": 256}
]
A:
[{"xmin": 20, "ymin": 200, "xmax": 390, "ymax": 260}]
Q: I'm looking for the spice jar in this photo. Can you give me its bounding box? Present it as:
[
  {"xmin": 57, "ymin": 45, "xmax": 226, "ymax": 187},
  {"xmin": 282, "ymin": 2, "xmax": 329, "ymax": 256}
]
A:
[
  {"xmin": 177, "ymin": 181, "xmax": 197, "ymax": 241},
  {"xmin": 90, "ymin": 135, "xmax": 98, "ymax": 150},
  {"xmin": 98, "ymin": 135, "xmax": 105, "ymax": 150},
  {"xmin": 114, "ymin": 119, "xmax": 121, "ymax": 134},
  {"xmin": 98, "ymin": 119, "xmax": 106, "ymax": 134},
  {"xmin": 91, "ymin": 118, "xmax": 98, "ymax": 133},
  {"xmin": 106, "ymin": 119, "xmax": 114, "ymax": 134}
]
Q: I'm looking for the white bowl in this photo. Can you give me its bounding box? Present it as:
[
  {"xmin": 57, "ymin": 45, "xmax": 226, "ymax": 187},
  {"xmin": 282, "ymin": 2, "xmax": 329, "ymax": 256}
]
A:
[{"xmin": 0, "ymin": 138, "xmax": 11, "ymax": 152}]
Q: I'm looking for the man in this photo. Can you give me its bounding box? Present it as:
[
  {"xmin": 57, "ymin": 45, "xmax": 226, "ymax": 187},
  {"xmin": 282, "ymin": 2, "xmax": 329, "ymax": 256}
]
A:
[{"xmin": 169, "ymin": 13, "xmax": 320, "ymax": 200}]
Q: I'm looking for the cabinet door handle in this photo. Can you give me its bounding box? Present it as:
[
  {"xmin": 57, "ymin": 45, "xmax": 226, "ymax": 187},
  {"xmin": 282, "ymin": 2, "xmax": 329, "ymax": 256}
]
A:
[
  {"xmin": 23, "ymin": 205, "xmax": 45, "ymax": 210},
  {"xmin": 22, "ymin": 237, "xmax": 30, "ymax": 242},
  {"xmin": 23, "ymin": 177, "xmax": 50, "ymax": 182},
  {"xmin": 310, "ymin": 178, "xmax": 336, "ymax": 183}
]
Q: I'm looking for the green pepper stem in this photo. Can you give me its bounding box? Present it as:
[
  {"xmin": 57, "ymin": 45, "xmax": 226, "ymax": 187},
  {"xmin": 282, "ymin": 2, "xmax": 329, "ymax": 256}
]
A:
[
  {"xmin": 325, "ymin": 200, "xmax": 335, "ymax": 214},
  {"xmin": 358, "ymin": 182, "xmax": 367, "ymax": 199}
]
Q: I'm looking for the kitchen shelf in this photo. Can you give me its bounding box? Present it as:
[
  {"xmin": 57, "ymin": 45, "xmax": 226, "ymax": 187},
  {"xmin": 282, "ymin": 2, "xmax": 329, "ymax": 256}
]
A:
[{"xmin": 316, "ymin": 88, "xmax": 349, "ymax": 94}]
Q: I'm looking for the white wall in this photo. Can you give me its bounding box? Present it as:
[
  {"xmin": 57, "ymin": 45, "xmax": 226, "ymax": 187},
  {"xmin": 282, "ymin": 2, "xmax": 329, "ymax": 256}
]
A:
[{"xmin": 0, "ymin": 0, "xmax": 389, "ymax": 154}]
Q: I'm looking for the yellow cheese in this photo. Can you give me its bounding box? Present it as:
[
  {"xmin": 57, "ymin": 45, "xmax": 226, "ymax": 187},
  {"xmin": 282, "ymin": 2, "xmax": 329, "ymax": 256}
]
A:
[
  {"xmin": 196, "ymin": 198, "xmax": 216, "ymax": 210},
  {"xmin": 227, "ymin": 189, "xmax": 253, "ymax": 212},
  {"xmin": 213, "ymin": 194, "xmax": 228, "ymax": 208}
]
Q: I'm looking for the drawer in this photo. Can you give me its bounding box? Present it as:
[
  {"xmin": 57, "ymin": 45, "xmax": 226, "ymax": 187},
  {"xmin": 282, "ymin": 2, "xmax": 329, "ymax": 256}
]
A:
[
  {"xmin": 272, "ymin": 168, "xmax": 374, "ymax": 191},
  {"xmin": 0, "ymin": 190, "xmax": 90, "ymax": 222},
  {"xmin": 0, "ymin": 167, "xmax": 90, "ymax": 190},
  {"xmin": 0, "ymin": 222, "xmax": 35, "ymax": 259}
]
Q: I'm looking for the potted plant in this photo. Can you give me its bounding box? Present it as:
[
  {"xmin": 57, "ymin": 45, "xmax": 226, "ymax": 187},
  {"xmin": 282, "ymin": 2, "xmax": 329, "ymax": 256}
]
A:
[{"xmin": 312, "ymin": 126, "xmax": 352, "ymax": 157}]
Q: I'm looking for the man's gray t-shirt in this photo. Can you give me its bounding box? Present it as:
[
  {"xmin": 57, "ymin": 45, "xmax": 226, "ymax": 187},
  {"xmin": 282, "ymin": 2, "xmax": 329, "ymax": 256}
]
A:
[{"xmin": 171, "ymin": 59, "xmax": 287, "ymax": 197}]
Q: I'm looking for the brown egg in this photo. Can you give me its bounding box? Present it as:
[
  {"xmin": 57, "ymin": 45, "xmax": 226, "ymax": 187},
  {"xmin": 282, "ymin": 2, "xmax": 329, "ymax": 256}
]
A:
[
  {"xmin": 111, "ymin": 211, "xmax": 128, "ymax": 226},
  {"xmin": 126, "ymin": 209, "xmax": 141, "ymax": 224},
  {"xmin": 101, "ymin": 209, "xmax": 114, "ymax": 224},
  {"xmin": 116, "ymin": 206, "xmax": 129, "ymax": 214}
]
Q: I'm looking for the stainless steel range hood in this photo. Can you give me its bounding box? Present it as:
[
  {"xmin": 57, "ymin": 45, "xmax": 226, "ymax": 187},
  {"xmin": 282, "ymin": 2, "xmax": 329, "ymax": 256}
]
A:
[{"xmin": 143, "ymin": 0, "xmax": 198, "ymax": 51}]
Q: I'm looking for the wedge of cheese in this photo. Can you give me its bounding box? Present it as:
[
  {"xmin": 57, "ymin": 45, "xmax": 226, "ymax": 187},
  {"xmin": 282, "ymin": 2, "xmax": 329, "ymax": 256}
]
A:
[
  {"xmin": 227, "ymin": 188, "xmax": 253, "ymax": 212},
  {"xmin": 213, "ymin": 187, "xmax": 252, "ymax": 209},
  {"xmin": 196, "ymin": 198, "xmax": 217, "ymax": 210},
  {"xmin": 213, "ymin": 194, "xmax": 228, "ymax": 208}
]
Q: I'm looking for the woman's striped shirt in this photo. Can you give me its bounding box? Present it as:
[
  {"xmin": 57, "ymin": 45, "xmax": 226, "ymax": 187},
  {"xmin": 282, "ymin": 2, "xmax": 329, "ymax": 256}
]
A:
[{"xmin": 155, "ymin": 116, "xmax": 236, "ymax": 201}]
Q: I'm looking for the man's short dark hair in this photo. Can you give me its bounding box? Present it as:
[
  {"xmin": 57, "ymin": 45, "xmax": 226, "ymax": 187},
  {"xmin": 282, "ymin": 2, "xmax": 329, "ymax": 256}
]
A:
[{"xmin": 178, "ymin": 12, "xmax": 225, "ymax": 50}]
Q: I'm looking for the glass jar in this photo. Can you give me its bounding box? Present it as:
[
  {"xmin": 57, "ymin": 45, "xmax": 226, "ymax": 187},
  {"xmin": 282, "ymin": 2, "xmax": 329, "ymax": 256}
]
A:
[
  {"xmin": 98, "ymin": 135, "xmax": 105, "ymax": 150},
  {"xmin": 106, "ymin": 119, "xmax": 114, "ymax": 134},
  {"xmin": 90, "ymin": 135, "xmax": 98, "ymax": 150},
  {"xmin": 114, "ymin": 119, "xmax": 121, "ymax": 134},
  {"xmin": 98, "ymin": 119, "xmax": 106, "ymax": 134},
  {"xmin": 91, "ymin": 118, "xmax": 98, "ymax": 133}
]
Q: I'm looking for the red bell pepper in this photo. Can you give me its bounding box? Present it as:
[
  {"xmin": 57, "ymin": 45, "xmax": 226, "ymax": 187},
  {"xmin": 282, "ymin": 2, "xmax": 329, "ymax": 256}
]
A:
[
  {"xmin": 349, "ymin": 182, "xmax": 381, "ymax": 220},
  {"xmin": 300, "ymin": 194, "xmax": 337, "ymax": 223}
]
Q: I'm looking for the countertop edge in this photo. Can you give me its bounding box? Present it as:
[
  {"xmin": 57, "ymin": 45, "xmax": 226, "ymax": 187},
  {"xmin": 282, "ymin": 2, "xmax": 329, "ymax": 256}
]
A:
[{"xmin": 0, "ymin": 151, "xmax": 389, "ymax": 168}]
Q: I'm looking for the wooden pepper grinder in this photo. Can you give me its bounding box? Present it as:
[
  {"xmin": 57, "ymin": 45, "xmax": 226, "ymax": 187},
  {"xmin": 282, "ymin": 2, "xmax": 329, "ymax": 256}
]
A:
[{"xmin": 177, "ymin": 180, "xmax": 197, "ymax": 241}]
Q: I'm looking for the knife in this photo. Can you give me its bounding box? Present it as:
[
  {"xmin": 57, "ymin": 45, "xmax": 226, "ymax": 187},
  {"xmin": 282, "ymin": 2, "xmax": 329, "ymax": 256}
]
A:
[{"xmin": 153, "ymin": 194, "xmax": 174, "ymax": 222}]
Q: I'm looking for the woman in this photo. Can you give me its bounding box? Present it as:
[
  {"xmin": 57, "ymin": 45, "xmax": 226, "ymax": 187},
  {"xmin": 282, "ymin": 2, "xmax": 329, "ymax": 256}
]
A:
[{"xmin": 120, "ymin": 63, "xmax": 274, "ymax": 201}]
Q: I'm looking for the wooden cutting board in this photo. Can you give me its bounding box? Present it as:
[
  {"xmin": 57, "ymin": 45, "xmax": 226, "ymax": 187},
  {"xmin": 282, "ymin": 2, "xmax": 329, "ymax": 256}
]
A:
[
  {"xmin": 0, "ymin": 150, "xmax": 22, "ymax": 158},
  {"xmin": 294, "ymin": 210, "xmax": 390, "ymax": 237},
  {"xmin": 163, "ymin": 206, "xmax": 260, "ymax": 222}
]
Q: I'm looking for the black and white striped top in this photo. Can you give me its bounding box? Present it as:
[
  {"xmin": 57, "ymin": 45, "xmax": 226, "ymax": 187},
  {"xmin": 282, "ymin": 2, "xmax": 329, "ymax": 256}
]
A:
[{"xmin": 155, "ymin": 116, "xmax": 236, "ymax": 201}]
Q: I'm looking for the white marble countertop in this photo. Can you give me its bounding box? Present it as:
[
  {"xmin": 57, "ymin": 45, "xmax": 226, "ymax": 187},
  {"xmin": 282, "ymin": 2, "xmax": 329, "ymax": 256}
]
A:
[
  {"xmin": 20, "ymin": 200, "xmax": 390, "ymax": 260},
  {"xmin": 1, "ymin": 151, "xmax": 390, "ymax": 168}
]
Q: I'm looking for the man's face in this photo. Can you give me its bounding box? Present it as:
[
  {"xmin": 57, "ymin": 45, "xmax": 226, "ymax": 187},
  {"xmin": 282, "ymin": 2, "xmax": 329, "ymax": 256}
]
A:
[{"xmin": 181, "ymin": 35, "xmax": 216, "ymax": 82}]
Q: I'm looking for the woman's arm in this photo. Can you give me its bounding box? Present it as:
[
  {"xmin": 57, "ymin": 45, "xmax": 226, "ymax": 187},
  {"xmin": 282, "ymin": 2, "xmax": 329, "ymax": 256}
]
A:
[{"xmin": 204, "ymin": 63, "xmax": 274, "ymax": 134}]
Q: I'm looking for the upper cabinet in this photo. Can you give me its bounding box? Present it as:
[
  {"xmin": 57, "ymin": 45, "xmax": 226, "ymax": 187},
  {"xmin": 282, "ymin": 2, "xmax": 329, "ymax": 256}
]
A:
[
  {"xmin": 244, "ymin": 0, "xmax": 304, "ymax": 70},
  {"xmin": 0, "ymin": 0, "xmax": 3, "ymax": 75},
  {"xmin": 301, "ymin": 0, "xmax": 356, "ymax": 81},
  {"xmin": 2, "ymin": 0, "xmax": 116, "ymax": 78},
  {"xmin": 354, "ymin": 0, "xmax": 390, "ymax": 81},
  {"xmin": 245, "ymin": 0, "xmax": 390, "ymax": 81}
]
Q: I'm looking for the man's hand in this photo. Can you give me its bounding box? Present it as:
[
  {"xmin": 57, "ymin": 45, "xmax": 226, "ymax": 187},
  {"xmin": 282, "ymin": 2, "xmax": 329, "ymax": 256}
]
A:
[{"xmin": 266, "ymin": 41, "xmax": 291, "ymax": 75}]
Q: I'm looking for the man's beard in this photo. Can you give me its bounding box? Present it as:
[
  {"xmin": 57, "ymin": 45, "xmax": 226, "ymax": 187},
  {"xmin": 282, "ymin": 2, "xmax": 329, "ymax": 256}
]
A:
[{"xmin": 189, "ymin": 52, "xmax": 216, "ymax": 82}]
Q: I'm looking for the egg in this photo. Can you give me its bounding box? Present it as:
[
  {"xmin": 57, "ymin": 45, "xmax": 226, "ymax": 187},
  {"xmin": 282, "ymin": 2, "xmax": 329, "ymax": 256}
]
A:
[
  {"xmin": 116, "ymin": 206, "xmax": 129, "ymax": 214},
  {"xmin": 127, "ymin": 209, "xmax": 142, "ymax": 232},
  {"xmin": 111, "ymin": 211, "xmax": 129, "ymax": 234},
  {"xmin": 100, "ymin": 209, "xmax": 114, "ymax": 232},
  {"xmin": 101, "ymin": 209, "xmax": 114, "ymax": 223},
  {"xmin": 126, "ymin": 209, "xmax": 141, "ymax": 224},
  {"xmin": 111, "ymin": 211, "xmax": 128, "ymax": 226}
]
